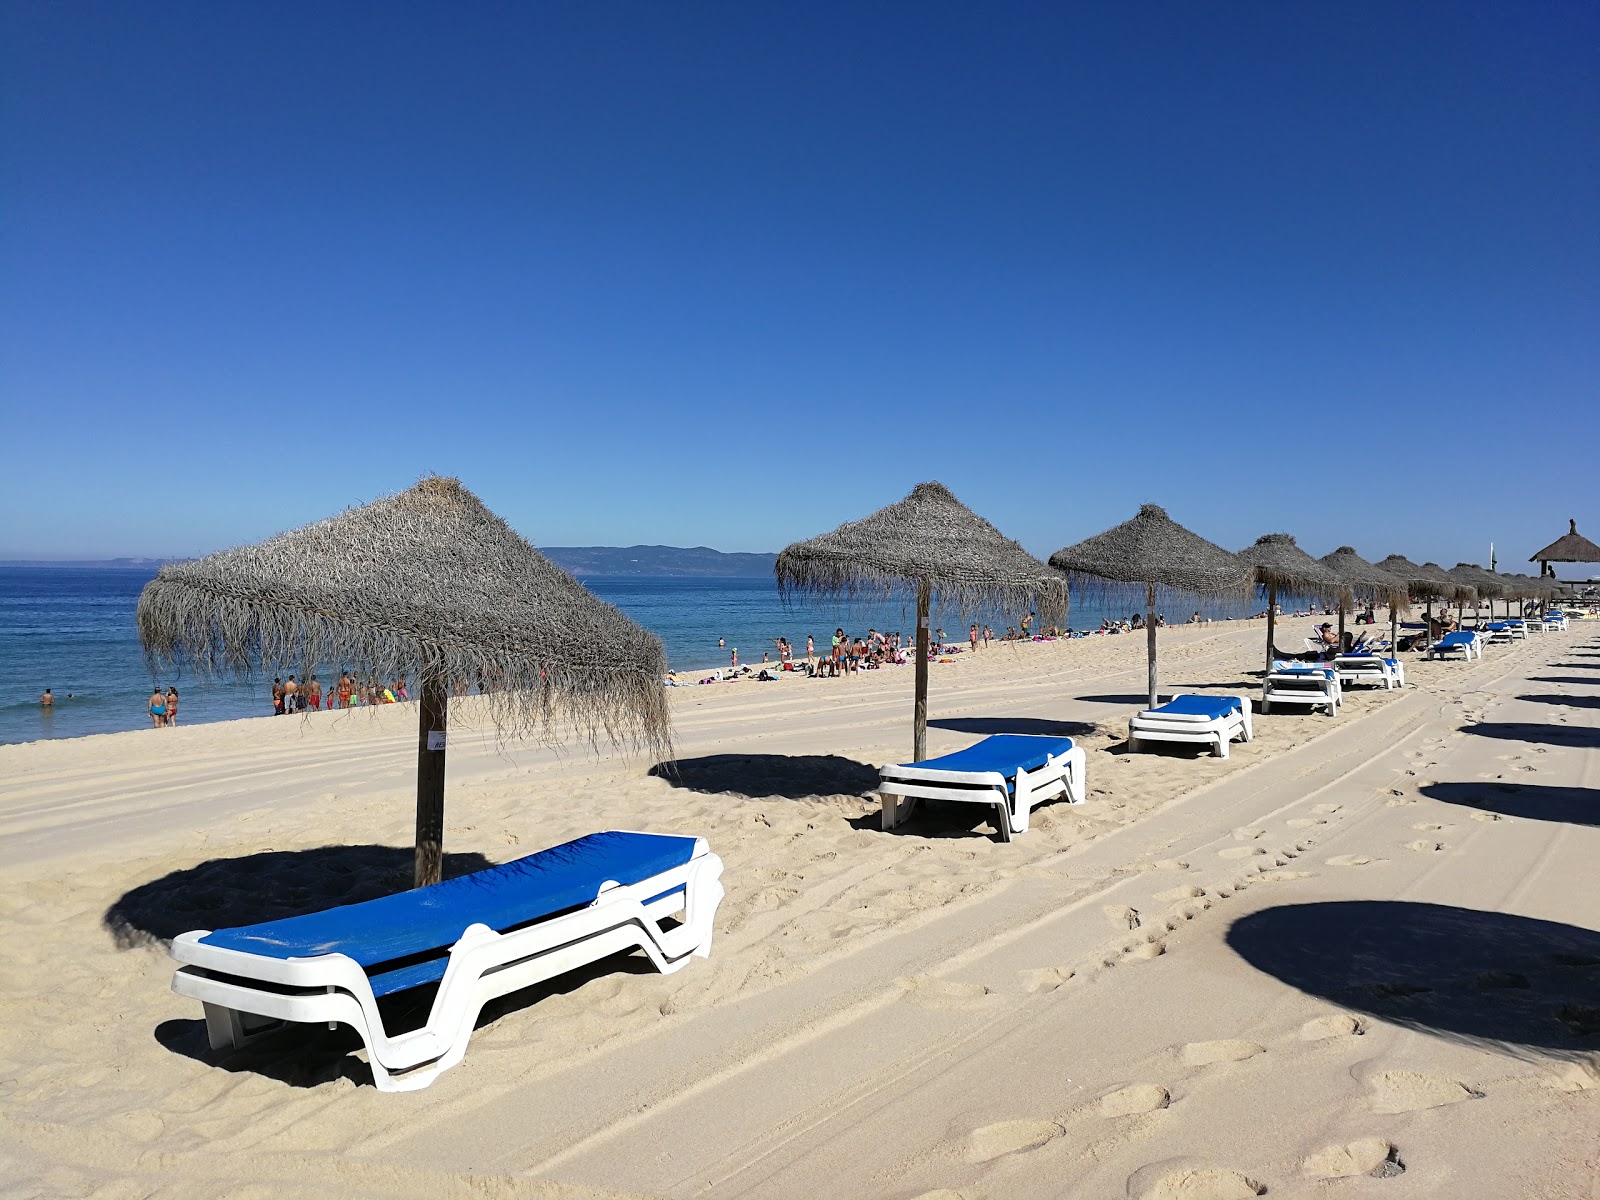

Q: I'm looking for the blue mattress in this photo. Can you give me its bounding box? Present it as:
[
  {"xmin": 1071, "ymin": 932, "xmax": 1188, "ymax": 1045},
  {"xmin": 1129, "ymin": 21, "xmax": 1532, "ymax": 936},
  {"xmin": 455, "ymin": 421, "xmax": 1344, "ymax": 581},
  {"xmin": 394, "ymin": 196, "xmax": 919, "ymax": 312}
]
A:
[
  {"xmin": 1143, "ymin": 695, "xmax": 1241, "ymax": 720},
  {"xmin": 897, "ymin": 734, "xmax": 1075, "ymax": 778},
  {"xmin": 200, "ymin": 831, "xmax": 698, "ymax": 993},
  {"xmin": 1436, "ymin": 632, "xmax": 1475, "ymax": 646}
]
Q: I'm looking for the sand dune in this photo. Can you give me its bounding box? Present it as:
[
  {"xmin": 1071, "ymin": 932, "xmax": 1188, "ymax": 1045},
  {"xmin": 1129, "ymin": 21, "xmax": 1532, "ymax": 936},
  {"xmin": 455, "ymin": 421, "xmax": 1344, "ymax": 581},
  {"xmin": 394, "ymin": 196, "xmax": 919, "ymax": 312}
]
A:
[{"xmin": 1, "ymin": 618, "xmax": 1596, "ymax": 1197}]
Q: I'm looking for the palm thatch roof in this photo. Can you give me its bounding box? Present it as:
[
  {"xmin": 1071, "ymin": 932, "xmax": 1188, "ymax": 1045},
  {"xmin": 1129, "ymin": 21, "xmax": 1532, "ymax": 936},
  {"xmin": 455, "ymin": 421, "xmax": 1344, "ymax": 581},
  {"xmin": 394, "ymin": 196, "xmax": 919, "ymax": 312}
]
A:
[
  {"xmin": 1417, "ymin": 561, "xmax": 1475, "ymax": 604},
  {"xmin": 137, "ymin": 477, "xmax": 670, "ymax": 753},
  {"xmin": 1530, "ymin": 519, "xmax": 1600, "ymax": 565},
  {"xmin": 1318, "ymin": 547, "xmax": 1408, "ymax": 608},
  {"xmin": 775, "ymin": 481, "xmax": 1066, "ymax": 618},
  {"xmin": 1236, "ymin": 533, "xmax": 1349, "ymax": 602},
  {"xmin": 1375, "ymin": 555, "xmax": 1441, "ymax": 600},
  {"xmin": 1047, "ymin": 504, "xmax": 1253, "ymax": 600},
  {"xmin": 1448, "ymin": 563, "xmax": 1505, "ymax": 600}
]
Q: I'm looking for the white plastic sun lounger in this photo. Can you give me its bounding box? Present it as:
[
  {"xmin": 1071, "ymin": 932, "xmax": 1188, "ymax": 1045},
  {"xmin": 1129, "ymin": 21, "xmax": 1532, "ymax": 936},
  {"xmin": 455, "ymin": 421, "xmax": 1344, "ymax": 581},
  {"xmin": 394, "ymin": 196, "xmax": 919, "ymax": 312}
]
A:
[
  {"xmin": 1128, "ymin": 693, "xmax": 1253, "ymax": 758},
  {"xmin": 1481, "ymin": 622, "xmax": 1515, "ymax": 645},
  {"xmin": 878, "ymin": 734, "xmax": 1085, "ymax": 841},
  {"xmin": 1427, "ymin": 631, "xmax": 1482, "ymax": 661},
  {"xmin": 1332, "ymin": 652, "xmax": 1407, "ymax": 690},
  {"xmin": 170, "ymin": 831, "xmax": 724, "ymax": 1092},
  {"xmin": 1502, "ymin": 619, "xmax": 1528, "ymax": 639},
  {"xmin": 1544, "ymin": 612, "xmax": 1569, "ymax": 632},
  {"xmin": 1262, "ymin": 665, "xmax": 1342, "ymax": 715}
]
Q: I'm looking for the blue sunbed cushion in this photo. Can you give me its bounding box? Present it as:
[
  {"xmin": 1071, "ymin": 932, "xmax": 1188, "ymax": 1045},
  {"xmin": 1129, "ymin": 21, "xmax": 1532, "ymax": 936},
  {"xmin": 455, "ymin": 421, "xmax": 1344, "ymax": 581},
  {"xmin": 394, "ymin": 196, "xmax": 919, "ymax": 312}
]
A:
[
  {"xmin": 199, "ymin": 831, "xmax": 698, "ymax": 971},
  {"xmin": 897, "ymin": 734, "xmax": 1075, "ymax": 779},
  {"xmin": 1485, "ymin": 623, "xmax": 1509, "ymax": 631},
  {"xmin": 1142, "ymin": 695, "xmax": 1240, "ymax": 720},
  {"xmin": 1437, "ymin": 632, "xmax": 1475, "ymax": 645}
]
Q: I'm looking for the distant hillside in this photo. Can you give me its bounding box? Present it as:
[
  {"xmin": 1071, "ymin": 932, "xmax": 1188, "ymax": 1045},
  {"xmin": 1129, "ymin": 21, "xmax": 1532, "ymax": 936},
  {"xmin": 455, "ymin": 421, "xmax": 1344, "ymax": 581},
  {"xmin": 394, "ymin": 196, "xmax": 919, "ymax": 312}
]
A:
[
  {"xmin": 0, "ymin": 557, "xmax": 178, "ymax": 569},
  {"xmin": 541, "ymin": 545, "xmax": 777, "ymax": 578}
]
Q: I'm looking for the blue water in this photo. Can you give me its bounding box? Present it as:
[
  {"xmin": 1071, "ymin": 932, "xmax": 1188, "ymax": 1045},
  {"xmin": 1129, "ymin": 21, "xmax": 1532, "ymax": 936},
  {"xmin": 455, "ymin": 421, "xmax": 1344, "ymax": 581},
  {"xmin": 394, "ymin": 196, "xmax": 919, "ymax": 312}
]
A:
[{"xmin": 0, "ymin": 566, "xmax": 1248, "ymax": 745}]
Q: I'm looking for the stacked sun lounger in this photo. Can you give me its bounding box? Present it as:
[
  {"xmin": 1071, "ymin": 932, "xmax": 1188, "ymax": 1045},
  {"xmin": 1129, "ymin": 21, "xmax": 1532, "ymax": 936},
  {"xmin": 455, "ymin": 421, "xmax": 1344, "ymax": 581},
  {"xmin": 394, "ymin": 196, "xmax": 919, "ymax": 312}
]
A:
[
  {"xmin": 1262, "ymin": 665, "xmax": 1341, "ymax": 715},
  {"xmin": 1427, "ymin": 630, "xmax": 1483, "ymax": 661},
  {"xmin": 170, "ymin": 830, "xmax": 725, "ymax": 1092},
  {"xmin": 1482, "ymin": 622, "xmax": 1515, "ymax": 645},
  {"xmin": 1332, "ymin": 651, "xmax": 1407, "ymax": 690},
  {"xmin": 1127, "ymin": 694, "xmax": 1253, "ymax": 758},
  {"xmin": 878, "ymin": 734, "xmax": 1085, "ymax": 841},
  {"xmin": 1544, "ymin": 612, "xmax": 1569, "ymax": 632}
]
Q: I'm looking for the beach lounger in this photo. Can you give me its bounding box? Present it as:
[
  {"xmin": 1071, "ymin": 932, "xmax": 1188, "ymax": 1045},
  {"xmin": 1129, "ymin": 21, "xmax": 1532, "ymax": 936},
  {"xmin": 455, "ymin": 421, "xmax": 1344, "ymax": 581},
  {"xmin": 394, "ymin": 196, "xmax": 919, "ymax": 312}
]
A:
[
  {"xmin": 1502, "ymin": 619, "xmax": 1528, "ymax": 639},
  {"xmin": 1427, "ymin": 631, "xmax": 1482, "ymax": 661},
  {"xmin": 878, "ymin": 734, "xmax": 1085, "ymax": 842},
  {"xmin": 170, "ymin": 831, "xmax": 725, "ymax": 1092},
  {"xmin": 1128, "ymin": 693, "xmax": 1253, "ymax": 758},
  {"xmin": 1262, "ymin": 665, "xmax": 1341, "ymax": 715},
  {"xmin": 1544, "ymin": 612, "xmax": 1568, "ymax": 632},
  {"xmin": 1333, "ymin": 652, "xmax": 1407, "ymax": 690},
  {"xmin": 1482, "ymin": 622, "xmax": 1515, "ymax": 645}
]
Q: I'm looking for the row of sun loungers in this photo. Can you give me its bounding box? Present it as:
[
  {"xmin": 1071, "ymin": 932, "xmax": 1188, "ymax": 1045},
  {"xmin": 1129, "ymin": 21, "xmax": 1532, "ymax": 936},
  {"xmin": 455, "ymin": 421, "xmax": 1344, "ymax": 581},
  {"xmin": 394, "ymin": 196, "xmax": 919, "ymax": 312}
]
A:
[{"xmin": 165, "ymin": 609, "xmax": 1570, "ymax": 1092}]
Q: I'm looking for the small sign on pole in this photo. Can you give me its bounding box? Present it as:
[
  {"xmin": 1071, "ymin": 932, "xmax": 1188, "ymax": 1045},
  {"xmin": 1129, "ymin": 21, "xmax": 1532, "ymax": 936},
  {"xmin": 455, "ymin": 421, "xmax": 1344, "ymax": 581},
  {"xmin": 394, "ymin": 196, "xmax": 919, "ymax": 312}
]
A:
[{"xmin": 427, "ymin": 730, "xmax": 446, "ymax": 752}]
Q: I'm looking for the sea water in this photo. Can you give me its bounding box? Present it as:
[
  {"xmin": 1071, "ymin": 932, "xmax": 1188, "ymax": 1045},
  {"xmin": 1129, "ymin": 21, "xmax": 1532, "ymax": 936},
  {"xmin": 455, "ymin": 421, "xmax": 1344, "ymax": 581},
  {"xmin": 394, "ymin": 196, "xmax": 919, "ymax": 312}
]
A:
[{"xmin": 0, "ymin": 566, "xmax": 1249, "ymax": 745}]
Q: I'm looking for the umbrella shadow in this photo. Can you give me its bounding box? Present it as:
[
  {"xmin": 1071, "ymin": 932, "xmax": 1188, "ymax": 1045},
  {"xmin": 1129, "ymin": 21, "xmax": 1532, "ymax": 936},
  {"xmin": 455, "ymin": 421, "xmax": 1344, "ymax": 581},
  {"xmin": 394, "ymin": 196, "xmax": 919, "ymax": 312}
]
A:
[
  {"xmin": 1461, "ymin": 722, "xmax": 1599, "ymax": 750},
  {"xmin": 104, "ymin": 844, "xmax": 496, "ymax": 950},
  {"xmin": 1519, "ymin": 694, "xmax": 1600, "ymax": 710},
  {"xmin": 844, "ymin": 802, "xmax": 1016, "ymax": 842},
  {"xmin": 1075, "ymin": 687, "xmax": 1249, "ymax": 706},
  {"xmin": 1418, "ymin": 782, "xmax": 1599, "ymax": 828},
  {"xmin": 929, "ymin": 716, "xmax": 1095, "ymax": 738},
  {"xmin": 153, "ymin": 945, "xmax": 655, "ymax": 1090},
  {"xmin": 1528, "ymin": 677, "xmax": 1600, "ymax": 686},
  {"xmin": 1227, "ymin": 901, "xmax": 1600, "ymax": 1063},
  {"xmin": 651, "ymin": 753, "xmax": 880, "ymax": 800}
]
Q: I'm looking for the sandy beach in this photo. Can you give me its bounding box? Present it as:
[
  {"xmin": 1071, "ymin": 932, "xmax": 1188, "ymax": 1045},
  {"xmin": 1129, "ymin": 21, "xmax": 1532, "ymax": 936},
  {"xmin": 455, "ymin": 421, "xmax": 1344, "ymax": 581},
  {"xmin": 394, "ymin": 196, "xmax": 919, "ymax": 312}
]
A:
[{"xmin": 2, "ymin": 616, "xmax": 1596, "ymax": 1198}]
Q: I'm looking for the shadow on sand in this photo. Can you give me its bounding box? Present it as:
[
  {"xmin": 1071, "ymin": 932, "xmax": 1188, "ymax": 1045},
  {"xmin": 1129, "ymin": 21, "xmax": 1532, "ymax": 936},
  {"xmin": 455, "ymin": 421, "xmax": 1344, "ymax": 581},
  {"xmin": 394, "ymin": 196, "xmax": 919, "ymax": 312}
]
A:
[
  {"xmin": 1227, "ymin": 901, "xmax": 1600, "ymax": 1062},
  {"xmin": 1528, "ymin": 677, "xmax": 1600, "ymax": 687},
  {"xmin": 1418, "ymin": 781, "xmax": 1599, "ymax": 829},
  {"xmin": 1519, "ymin": 693, "xmax": 1600, "ymax": 710},
  {"xmin": 651, "ymin": 753, "xmax": 879, "ymax": 800},
  {"xmin": 104, "ymin": 844, "xmax": 496, "ymax": 950},
  {"xmin": 929, "ymin": 716, "xmax": 1095, "ymax": 738},
  {"xmin": 1461, "ymin": 722, "xmax": 1599, "ymax": 749}
]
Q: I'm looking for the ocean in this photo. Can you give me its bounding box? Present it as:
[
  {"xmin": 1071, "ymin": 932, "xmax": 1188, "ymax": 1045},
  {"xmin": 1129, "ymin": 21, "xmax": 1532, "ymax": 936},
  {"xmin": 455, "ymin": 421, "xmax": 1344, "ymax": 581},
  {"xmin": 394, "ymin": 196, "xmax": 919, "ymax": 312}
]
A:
[{"xmin": 0, "ymin": 566, "xmax": 1250, "ymax": 745}]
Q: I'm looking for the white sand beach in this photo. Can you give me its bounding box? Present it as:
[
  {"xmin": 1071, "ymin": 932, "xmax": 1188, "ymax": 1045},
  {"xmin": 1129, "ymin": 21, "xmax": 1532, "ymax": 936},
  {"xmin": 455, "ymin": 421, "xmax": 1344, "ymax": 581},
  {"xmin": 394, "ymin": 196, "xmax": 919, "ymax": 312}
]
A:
[{"xmin": 2, "ymin": 617, "xmax": 1596, "ymax": 1198}]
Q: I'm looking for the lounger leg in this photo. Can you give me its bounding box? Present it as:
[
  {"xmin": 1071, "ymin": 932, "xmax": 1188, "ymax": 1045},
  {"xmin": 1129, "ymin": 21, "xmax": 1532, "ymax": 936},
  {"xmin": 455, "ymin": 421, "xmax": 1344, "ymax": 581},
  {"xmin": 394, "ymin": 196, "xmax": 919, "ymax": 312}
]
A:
[
  {"xmin": 1214, "ymin": 733, "xmax": 1228, "ymax": 758},
  {"xmin": 202, "ymin": 1002, "xmax": 240, "ymax": 1050}
]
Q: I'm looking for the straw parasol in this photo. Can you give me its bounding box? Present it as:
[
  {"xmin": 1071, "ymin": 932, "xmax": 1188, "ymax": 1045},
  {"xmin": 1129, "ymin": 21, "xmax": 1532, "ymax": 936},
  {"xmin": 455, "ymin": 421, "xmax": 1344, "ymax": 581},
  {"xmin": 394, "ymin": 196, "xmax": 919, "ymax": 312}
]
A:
[
  {"xmin": 1319, "ymin": 546, "xmax": 1409, "ymax": 650},
  {"xmin": 138, "ymin": 476, "xmax": 670, "ymax": 886},
  {"xmin": 1049, "ymin": 504, "xmax": 1253, "ymax": 708},
  {"xmin": 1448, "ymin": 563, "xmax": 1505, "ymax": 622},
  {"xmin": 775, "ymin": 481, "xmax": 1065, "ymax": 761},
  {"xmin": 1530, "ymin": 519, "xmax": 1600, "ymax": 580},
  {"xmin": 1376, "ymin": 554, "xmax": 1451, "ymax": 642},
  {"xmin": 1236, "ymin": 534, "xmax": 1349, "ymax": 675}
]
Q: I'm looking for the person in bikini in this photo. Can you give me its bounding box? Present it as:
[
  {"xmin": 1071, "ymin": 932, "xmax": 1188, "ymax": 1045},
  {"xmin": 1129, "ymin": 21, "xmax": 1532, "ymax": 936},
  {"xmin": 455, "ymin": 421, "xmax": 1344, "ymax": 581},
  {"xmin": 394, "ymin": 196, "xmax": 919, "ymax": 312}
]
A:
[{"xmin": 165, "ymin": 687, "xmax": 179, "ymax": 726}]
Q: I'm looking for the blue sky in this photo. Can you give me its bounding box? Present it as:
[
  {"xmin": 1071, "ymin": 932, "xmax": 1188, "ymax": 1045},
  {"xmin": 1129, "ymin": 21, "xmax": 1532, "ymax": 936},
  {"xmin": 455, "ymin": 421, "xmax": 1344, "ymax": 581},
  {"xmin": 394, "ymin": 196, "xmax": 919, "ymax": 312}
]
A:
[{"xmin": 3, "ymin": 3, "xmax": 1596, "ymax": 570}]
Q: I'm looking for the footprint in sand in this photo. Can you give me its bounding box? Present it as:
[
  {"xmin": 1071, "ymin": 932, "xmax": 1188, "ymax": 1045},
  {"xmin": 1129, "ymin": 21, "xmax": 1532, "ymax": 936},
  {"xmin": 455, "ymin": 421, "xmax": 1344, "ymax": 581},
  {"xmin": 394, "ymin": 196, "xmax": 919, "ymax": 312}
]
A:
[
  {"xmin": 1100, "ymin": 1084, "xmax": 1171, "ymax": 1117},
  {"xmin": 1140, "ymin": 1167, "xmax": 1264, "ymax": 1199},
  {"xmin": 1285, "ymin": 817, "xmax": 1325, "ymax": 829},
  {"xmin": 1406, "ymin": 840, "xmax": 1444, "ymax": 853},
  {"xmin": 1470, "ymin": 812, "xmax": 1508, "ymax": 823},
  {"xmin": 1302, "ymin": 1137, "xmax": 1397, "ymax": 1179},
  {"xmin": 1181, "ymin": 1039, "xmax": 1263, "ymax": 1066},
  {"xmin": 900, "ymin": 977, "xmax": 997, "ymax": 1011},
  {"xmin": 1105, "ymin": 905, "xmax": 1142, "ymax": 931},
  {"xmin": 1256, "ymin": 869, "xmax": 1312, "ymax": 883},
  {"xmin": 1018, "ymin": 965, "xmax": 1074, "ymax": 993},
  {"xmin": 1312, "ymin": 803, "xmax": 1342, "ymax": 814},
  {"xmin": 1412, "ymin": 822, "xmax": 1447, "ymax": 831},
  {"xmin": 1300, "ymin": 1013, "xmax": 1363, "ymax": 1040},
  {"xmin": 1368, "ymin": 1070, "xmax": 1482, "ymax": 1113},
  {"xmin": 962, "ymin": 1119, "xmax": 1064, "ymax": 1163},
  {"xmin": 1232, "ymin": 827, "xmax": 1265, "ymax": 840},
  {"xmin": 1156, "ymin": 885, "xmax": 1205, "ymax": 902},
  {"xmin": 1218, "ymin": 846, "xmax": 1265, "ymax": 860},
  {"xmin": 1325, "ymin": 854, "xmax": 1371, "ymax": 867},
  {"xmin": 1125, "ymin": 941, "xmax": 1166, "ymax": 962},
  {"xmin": 1153, "ymin": 859, "xmax": 1190, "ymax": 871}
]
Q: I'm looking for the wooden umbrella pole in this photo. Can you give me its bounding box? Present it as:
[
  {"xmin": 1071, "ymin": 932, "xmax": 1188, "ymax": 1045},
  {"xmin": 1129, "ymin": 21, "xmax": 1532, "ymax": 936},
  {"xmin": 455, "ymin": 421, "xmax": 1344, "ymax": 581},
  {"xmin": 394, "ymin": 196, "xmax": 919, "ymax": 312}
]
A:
[
  {"xmin": 1146, "ymin": 582, "xmax": 1158, "ymax": 709},
  {"xmin": 1263, "ymin": 584, "xmax": 1277, "ymax": 679},
  {"xmin": 1337, "ymin": 601, "xmax": 1346, "ymax": 647},
  {"xmin": 414, "ymin": 670, "xmax": 449, "ymax": 888},
  {"xmin": 913, "ymin": 579, "xmax": 931, "ymax": 762}
]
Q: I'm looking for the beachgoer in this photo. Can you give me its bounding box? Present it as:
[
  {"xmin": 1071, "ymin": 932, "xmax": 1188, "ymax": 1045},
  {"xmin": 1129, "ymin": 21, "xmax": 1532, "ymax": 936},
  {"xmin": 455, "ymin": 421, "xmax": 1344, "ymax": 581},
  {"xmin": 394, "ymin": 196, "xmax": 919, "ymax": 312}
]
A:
[
  {"xmin": 149, "ymin": 687, "xmax": 167, "ymax": 728},
  {"xmin": 982, "ymin": 625, "xmax": 992, "ymax": 647},
  {"xmin": 40, "ymin": 688, "xmax": 53, "ymax": 707},
  {"xmin": 272, "ymin": 677, "xmax": 285, "ymax": 715},
  {"xmin": 730, "ymin": 647, "xmax": 738, "ymax": 669},
  {"xmin": 396, "ymin": 674, "xmax": 408, "ymax": 700},
  {"xmin": 165, "ymin": 687, "xmax": 179, "ymax": 726},
  {"xmin": 284, "ymin": 674, "xmax": 299, "ymax": 713},
  {"xmin": 970, "ymin": 624, "xmax": 978, "ymax": 652},
  {"xmin": 1021, "ymin": 613, "xmax": 1032, "ymax": 639},
  {"xmin": 718, "ymin": 637, "xmax": 725, "ymax": 649},
  {"xmin": 337, "ymin": 672, "xmax": 352, "ymax": 709},
  {"xmin": 1190, "ymin": 611, "xmax": 1201, "ymax": 624},
  {"xmin": 308, "ymin": 675, "xmax": 322, "ymax": 710}
]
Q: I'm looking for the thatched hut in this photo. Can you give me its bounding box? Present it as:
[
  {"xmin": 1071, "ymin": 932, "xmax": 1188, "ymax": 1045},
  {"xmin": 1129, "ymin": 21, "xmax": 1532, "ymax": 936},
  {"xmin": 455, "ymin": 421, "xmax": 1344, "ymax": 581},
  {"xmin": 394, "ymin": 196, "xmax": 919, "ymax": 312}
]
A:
[
  {"xmin": 1049, "ymin": 504, "xmax": 1252, "ymax": 708},
  {"xmin": 775, "ymin": 481, "xmax": 1065, "ymax": 761},
  {"xmin": 1319, "ymin": 546, "xmax": 1409, "ymax": 650},
  {"xmin": 138, "ymin": 476, "xmax": 670, "ymax": 886},
  {"xmin": 1236, "ymin": 534, "xmax": 1349, "ymax": 675},
  {"xmin": 1530, "ymin": 519, "xmax": 1600, "ymax": 580}
]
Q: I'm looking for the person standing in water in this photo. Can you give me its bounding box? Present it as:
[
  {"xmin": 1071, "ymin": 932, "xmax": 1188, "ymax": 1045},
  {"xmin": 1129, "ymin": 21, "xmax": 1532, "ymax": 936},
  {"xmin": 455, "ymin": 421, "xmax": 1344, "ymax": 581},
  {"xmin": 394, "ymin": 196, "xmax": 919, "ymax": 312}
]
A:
[
  {"xmin": 148, "ymin": 687, "xmax": 167, "ymax": 728},
  {"xmin": 40, "ymin": 688, "xmax": 54, "ymax": 707}
]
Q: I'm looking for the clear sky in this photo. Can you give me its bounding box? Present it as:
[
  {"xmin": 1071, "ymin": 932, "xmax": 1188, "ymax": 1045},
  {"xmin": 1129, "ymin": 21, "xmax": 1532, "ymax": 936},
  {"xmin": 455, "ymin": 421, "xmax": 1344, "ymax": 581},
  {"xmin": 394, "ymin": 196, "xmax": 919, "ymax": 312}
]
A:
[{"xmin": 3, "ymin": 3, "xmax": 1596, "ymax": 570}]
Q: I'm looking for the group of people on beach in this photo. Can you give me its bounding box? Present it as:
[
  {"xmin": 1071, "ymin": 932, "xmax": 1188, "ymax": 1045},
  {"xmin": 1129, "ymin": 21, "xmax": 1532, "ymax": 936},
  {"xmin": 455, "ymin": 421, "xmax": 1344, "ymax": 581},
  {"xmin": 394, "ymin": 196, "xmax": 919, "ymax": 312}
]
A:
[
  {"xmin": 146, "ymin": 686, "xmax": 178, "ymax": 727},
  {"xmin": 272, "ymin": 671, "xmax": 409, "ymax": 714}
]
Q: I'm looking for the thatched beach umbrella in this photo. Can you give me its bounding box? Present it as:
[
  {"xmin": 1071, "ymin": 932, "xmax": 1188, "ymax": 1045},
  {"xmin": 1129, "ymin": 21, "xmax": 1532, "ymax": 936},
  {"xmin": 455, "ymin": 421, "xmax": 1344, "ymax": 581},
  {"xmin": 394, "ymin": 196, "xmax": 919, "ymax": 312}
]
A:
[
  {"xmin": 138, "ymin": 477, "xmax": 670, "ymax": 887},
  {"xmin": 775, "ymin": 481, "xmax": 1065, "ymax": 761},
  {"xmin": 1448, "ymin": 563, "xmax": 1503, "ymax": 623},
  {"xmin": 1530, "ymin": 519, "xmax": 1600, "ymax": 580},
  {"xmin": 1376, "ymin": 554, "xmax": 1451, "ymax": 639},
  {"xmin": 1319, "ymin": 546, "xmax": 1409, "ymax": 651},
  {"xmin": 1236, "ymin": 534, "xmax": 1349, "ymax": 676},
  {"xmin": 1049, "ymin": 504, "xmax": 1253, "ymax": 709}
]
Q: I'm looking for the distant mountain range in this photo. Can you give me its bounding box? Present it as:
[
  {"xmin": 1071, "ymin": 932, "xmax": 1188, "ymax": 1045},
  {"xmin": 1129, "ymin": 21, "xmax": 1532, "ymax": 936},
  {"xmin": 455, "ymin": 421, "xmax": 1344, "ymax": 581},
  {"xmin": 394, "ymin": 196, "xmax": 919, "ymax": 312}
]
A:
[
  {"xmin": 0, "ymin": 557, "xmax": 179, "ymax": 569},
  {"xmin": 540, "ymin": 545, "xmax": 777, "ymax": 577}
]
